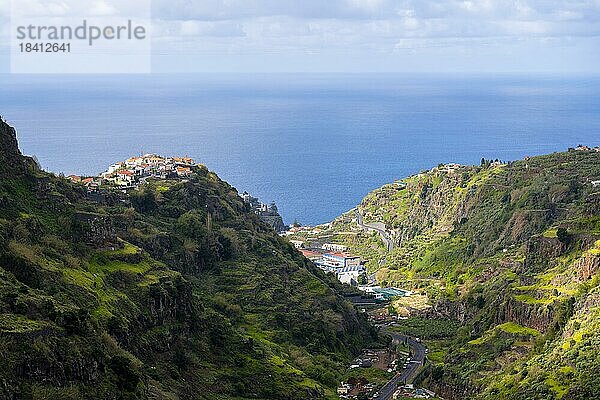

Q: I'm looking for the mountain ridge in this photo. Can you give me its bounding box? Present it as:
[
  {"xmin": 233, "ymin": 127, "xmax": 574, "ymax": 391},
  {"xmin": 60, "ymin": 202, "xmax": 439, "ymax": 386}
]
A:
[
  {"xmin": 0, "ymin": 119, "xmax": 376, "ymax": 399},
  {"xmin": 303, "ymin": 150, "xmax": 600, "ymax": 399}
]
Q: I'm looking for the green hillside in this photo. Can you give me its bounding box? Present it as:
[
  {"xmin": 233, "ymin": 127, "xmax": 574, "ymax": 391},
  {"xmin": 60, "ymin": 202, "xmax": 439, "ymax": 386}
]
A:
[
  {"xmin": 315, "ymin": 151, "xmax": 600, "ymax": 399},
  {"xmin": 0, "ymin": 118, "xmax": 376, "ymax": 399}
]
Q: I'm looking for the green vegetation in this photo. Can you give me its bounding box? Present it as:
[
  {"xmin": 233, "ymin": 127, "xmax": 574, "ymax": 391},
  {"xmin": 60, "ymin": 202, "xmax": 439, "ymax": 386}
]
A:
[
  {"xmin": 314, "ymin": 150, "xmax": 600, "ymax": 399},
  {"xmin": 341, "ymin": 367, "xmax": 393, "ymax": 387},
  {"xmin": 0, "ymin": 313, "xmax": 52, "ymax": 333},
  {"xmin": 390, "ymin": 317, "xmax": 460, "ymax": 339},
  {"xmin": 468, "ymin": 322, "xmax": 540, "ymax": 346},
  {"xmin": 0, "ymin": 119, "xmax": 376, "ymax": 399}
]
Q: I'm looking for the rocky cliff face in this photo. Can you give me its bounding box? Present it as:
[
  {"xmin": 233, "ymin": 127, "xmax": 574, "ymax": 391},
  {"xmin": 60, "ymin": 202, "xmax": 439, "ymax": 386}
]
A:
[
  {"xmin": 576, "ymin": 253, "xmax": 600, "ymax": 281},
  {"xmin": 0, "ymin": 117, "xmax": 20, "ymax": 158},
  {"xmin": 0, "ymin": 117, "xmax": 35, "ymax": 175},
  {"xmin": 496, "ymin": 297, "xmax": 555, "ymax": 333}
]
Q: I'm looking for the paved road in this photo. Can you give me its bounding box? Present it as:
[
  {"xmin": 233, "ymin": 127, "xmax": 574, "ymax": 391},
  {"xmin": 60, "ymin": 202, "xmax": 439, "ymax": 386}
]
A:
[
  {"xmin": 355, "ymin": 210, "xmax": 395, "ymax": 252},
  {"xmin": 372, "ymin": 329, "xmax": 427, "ymax": 400}
]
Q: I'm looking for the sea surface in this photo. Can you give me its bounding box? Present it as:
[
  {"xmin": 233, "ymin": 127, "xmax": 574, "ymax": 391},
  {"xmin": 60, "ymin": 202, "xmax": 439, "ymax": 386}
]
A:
[{"xmin": 1, "ymin": 74, "xmax": 599, "ymax": 225}]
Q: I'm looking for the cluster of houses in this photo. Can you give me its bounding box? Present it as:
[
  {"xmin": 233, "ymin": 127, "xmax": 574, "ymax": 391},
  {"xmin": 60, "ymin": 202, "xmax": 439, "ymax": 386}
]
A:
[
  {"xmin": 318, "ymin": 253, "xmax": 365, "ymax": 285},
  {"xmin": 338, "ymin": 351, "xmax": 436, "ymax": 399},
  {"xmin": 291, "ymin": 241, "xmax": 416, "ymax": 298},
  {"xmin": 432, "ymin": 163, "xmax": 464, "ymax": 174},
  {"xmin": 291, "ymin": 241, "xmax": 366, "ymax": 285},
  {"xmin": 68, "ymin": 154, "xmax": 196, "ymax": 190},
  {"xmin": 67, "ymin": 155, "xmax": 291, "ymax": 234},
  {"xmin": 571, "ymin": 144, "xmax": 600, "ymax": 152}
]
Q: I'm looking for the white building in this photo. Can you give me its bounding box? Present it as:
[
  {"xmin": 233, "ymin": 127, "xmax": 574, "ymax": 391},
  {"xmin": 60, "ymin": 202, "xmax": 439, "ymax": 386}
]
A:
[
  {"xmin": 125, "ymin": 156, "xmax": 144, "ymax": 167},
  {"xmin": 336, "ymin": 265, "xmax": 365, "ymax": 286},
  {"xmin": 321, "ymin": 252, "xmax": 361, "ymax": 268},
  {"xmin": 322, "ymin": 243, "xmax": 348, "ymax": 252},
  {"xmin": 337, "ymin": 383, "xmax": 352, "ymax": 395},
  {"xmin": 358, "ymin": 285, "xmax": 381, "ymax": 293},
  {"xmin": 106, "ymin": 163, "xmax": 124, "ymax": 174},
  {"xmin": 358, "ymin": 285, "xmax": 384, "ymax": 300},
  {"xmin": 289, "ymin": 240, "xmax": 305, "ymax": 249}
]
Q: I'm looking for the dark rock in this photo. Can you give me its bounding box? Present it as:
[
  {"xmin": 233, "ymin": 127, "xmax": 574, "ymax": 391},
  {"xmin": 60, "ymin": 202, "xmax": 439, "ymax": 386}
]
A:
[
  {"xmin": 74, "ymin": 212, "xmax": 118, "ymax": 247},
  {"xmin": 496, "ymin": 297, "xmax": 554, "ymax": 333},
  {"xmin": 0, "ymin": 117, "xmax": 36, "ymax": 176},
  {"xmin": 523, "ymin": 236, "xmax": 568, "ymax": 273}
]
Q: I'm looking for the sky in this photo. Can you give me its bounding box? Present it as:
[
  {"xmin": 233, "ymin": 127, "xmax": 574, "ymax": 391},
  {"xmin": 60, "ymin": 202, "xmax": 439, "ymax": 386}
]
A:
[{"xmin": 1, "ymin": 0, "xmax": 600, "ymax": 73}]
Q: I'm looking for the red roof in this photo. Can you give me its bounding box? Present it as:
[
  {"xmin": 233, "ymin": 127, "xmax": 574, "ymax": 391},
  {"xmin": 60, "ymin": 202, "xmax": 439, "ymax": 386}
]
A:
[
  {"xmin": 300, "ymin": 250, "xmax": 322, "ymax": 258},
  {"xmin": 118, "ymin": 170, "xmax": 134, "ymax": 176}
]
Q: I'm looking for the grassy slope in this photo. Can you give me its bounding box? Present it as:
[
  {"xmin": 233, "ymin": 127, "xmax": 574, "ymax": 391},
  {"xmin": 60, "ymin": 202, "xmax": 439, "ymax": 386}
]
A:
[
  {"xmin": 0, "ymin": 121, "xmax": 376, "ymax": 399},
  {"xmin": 310, "ymin": 150, "xmax": 600, "ymax": 399}
]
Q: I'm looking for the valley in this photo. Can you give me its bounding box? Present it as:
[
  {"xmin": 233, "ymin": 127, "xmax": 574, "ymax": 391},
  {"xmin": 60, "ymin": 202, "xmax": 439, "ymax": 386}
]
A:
[
  {"xmin": 290, "ymin": 151, "xmax": 600, "ymax": 399},
  {"xmin": 1, "ymin": 114, "xmax": 598, "ymax": 400}
]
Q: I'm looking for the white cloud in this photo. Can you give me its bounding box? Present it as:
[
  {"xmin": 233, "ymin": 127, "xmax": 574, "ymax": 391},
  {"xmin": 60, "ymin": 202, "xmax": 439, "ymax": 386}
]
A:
[
  {"xmin": 178, "ymin": 20, "xmax": 245, "ymax": 37},
  {"xmin": 8, "ymin": 0, "xmax": 150, "ymax": 18},
  {"xmin": 147, "ymin": 0, "xmax": 600, "ymax": 73},
  {"xmin": 3, "ymin": 0, "xmax": 600, "ymax": 72},
  {"xmin": 89, "ymin": 1, "xmax": 118, "ymax": 16},
  {"xmin": 150, "ymin": 0, "xmax": 600, "ymax": 38}
]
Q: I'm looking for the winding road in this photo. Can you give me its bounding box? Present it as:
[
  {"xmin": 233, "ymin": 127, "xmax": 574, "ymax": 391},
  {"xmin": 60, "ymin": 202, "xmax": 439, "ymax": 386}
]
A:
[
  {"xmin": 355, "ymin": 209, "xmax": 395, "ymax": 252},
  {"xmin": 353, "ymin": 211, "xmax": 426, "ymax": 398},
  {"xmin": 372, "ymin": 329, "xmax": 427, "ymax": 400}
]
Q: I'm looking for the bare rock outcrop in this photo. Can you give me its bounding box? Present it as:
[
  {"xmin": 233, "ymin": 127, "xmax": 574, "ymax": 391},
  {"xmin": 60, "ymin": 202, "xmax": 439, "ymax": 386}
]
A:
[
  {"xmin": 0, "ymin": 116, "xmax": 36, "ymax": 176},
  {"xmin": 576, "ymin": 253, "xmax": 600, "ymax": 281}
]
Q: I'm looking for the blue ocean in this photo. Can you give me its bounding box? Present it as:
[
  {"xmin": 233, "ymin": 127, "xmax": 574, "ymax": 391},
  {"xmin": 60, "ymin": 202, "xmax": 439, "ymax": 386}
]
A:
[{"xmin": 1, "ymin": 74, "xmax": 599, "ymax": 225}]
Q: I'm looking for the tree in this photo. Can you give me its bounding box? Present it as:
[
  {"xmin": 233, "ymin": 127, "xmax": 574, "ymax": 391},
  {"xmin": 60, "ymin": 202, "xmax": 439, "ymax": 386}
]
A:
[
  {"xmin": 130, "ymin": 188, "xmax": 157, "ymax": 213},
  {"xmin": 556, "ymin": 227, "xmax": 570, "ymax": 244}
]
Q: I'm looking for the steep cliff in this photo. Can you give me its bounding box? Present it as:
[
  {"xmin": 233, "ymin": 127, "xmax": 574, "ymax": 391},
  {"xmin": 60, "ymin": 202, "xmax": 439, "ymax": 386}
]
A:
[
  {"xmin": 326, "ymin": 151, "xmax": 600, "ymax": 399},
  {"xmin": 0, "ymin": 117, "xmax": 36, "ymax": 175},
  {"xmin": 0, "ymin": 120, "xmax": 376, "ymax": 399}
]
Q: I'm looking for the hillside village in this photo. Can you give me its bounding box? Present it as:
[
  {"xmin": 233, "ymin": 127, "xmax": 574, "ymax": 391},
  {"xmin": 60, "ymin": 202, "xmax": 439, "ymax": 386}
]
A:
[
  {"xmin": 280, "ymin": 145, "xmax": 600, "ymax": 306},
  {"xmin": 286, "ymin": 236, "xmax": 412, "ymax": 303},
  {"xmin": 67, "ymin": 154, "xmax": 286, "ymax": 232},
  {"xmin": 68, "ymin": 154, "xmax": 195, "ymax": 190},
  {"xmin": 294, "ymin": 241, "xmax": 366, "ymax": 286}
]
